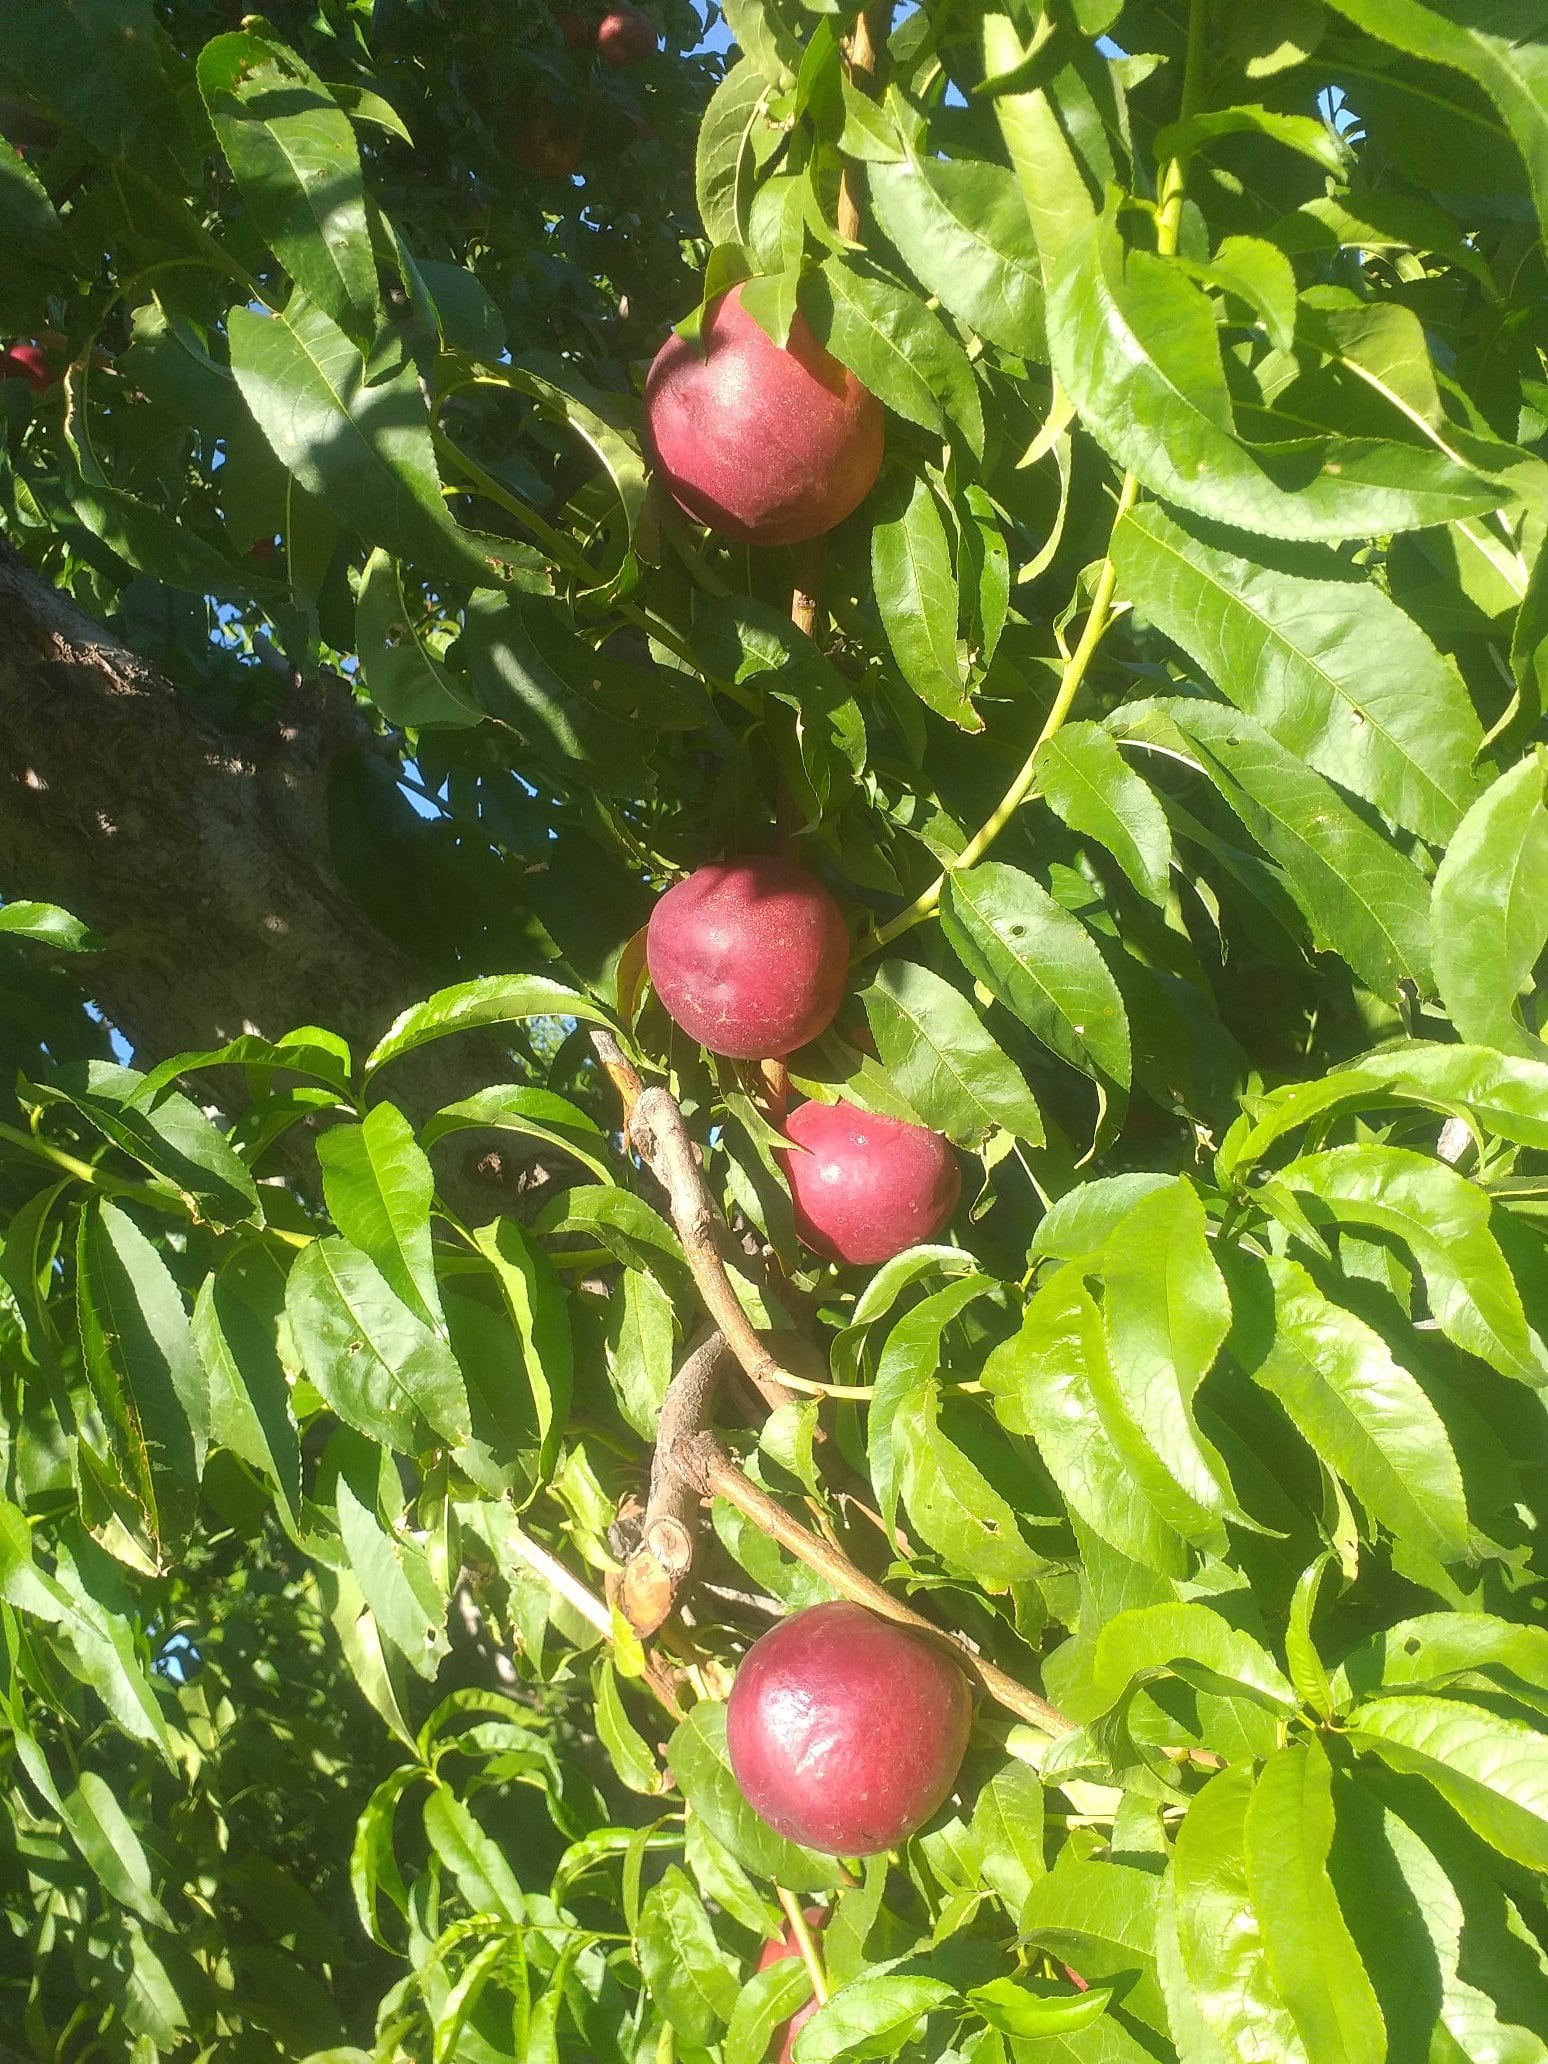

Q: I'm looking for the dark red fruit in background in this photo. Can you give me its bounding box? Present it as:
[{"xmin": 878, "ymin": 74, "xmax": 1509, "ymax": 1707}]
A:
[
  {"xmin": 0, "ymin": 342, "xmax": 53, "ymax": 393},
  {"xmin": 779, "ymin": 1099, "xmax": 959, "ymax": 1264},
  {"xmin": 757, "ymin": 1911, "xmax": 825, "ymax": 2064},
  {"xmin": 248, "ymin": 537, "xmax": 279, "ymax": 564},
  {"xmin": 646, "ymin": 855, "xmax": 847, "ymax": 1059},
  {"xmin": 727, "ymin": 1602, "xmax": 972, "ymax": 1855},
  {"xmin": 553, "ymin": 7, "xmax": 592, "ymax": 49},
  {"xmin": 597, "ymin": 5, "xmax": 655, "ymax": 63},
  {"xmin": 644, "ymin": 283, "xmax": 884, "ymax": 546},
  {"xmin": 510, "ymin": 98, "xmax": 588, "ymax": 177}
]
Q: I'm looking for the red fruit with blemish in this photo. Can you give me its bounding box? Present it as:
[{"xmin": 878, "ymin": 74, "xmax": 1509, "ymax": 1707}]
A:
[
  {"xmin": 646, "ymin": 855, "xmax": 847, "ymax": 1059},
  {"xmin": 727, "ymin": 1602, "xmax": 972, "ymax": 1855},
  {"xmin": 644, "ymin": 283, "xmax": 884, "ymax": 546},
  {"xmin": 596, "ymin": 5, "xmax": 655, "ymax": 63},
  {"xmin": 0, "ymin": 342, "xmax": 53, "ymax": 393},
  {"xmin": 779, "ymin": 1098, "xmax": 959, "ymax": 1265},
  {"xmin": 757, "ymin": 1910, "xmax": 825, "ymax": 2064}
]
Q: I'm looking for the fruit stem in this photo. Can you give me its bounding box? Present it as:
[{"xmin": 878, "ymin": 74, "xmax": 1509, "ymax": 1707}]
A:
[
  {"xmin": 854, "ymin": 0, "xmax": 1206, "ymax": 963},
  {"xmin": 777, "ymin": 1887, "xmax": 831, "ymax": 2007}
]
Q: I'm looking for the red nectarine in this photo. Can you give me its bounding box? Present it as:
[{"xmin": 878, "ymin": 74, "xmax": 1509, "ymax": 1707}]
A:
[
  {"xmin": 646, "ymin": 855, "xmax": 847, "ymax": 1059},
  {"xmin": 780, "ymin": 1099, "xmax": 959, "ymax": 1264},
  {"xmin": 0, "ymin": 342, "xmax": 53, "ymax": 394},
  {"xmin": 644, "ymin": 284, "xmax": 884, "ymax": 546},
  {"xmin": 597, "ymin": 6, "xmax": 655, "ymax": 63},
  {"xmin": 727, "ymin": 1601, "xmax": 972, "ymax": 1855},
  {"xmin": 511, "ymin": 99, "xmax": 588, "ymax": 177}
]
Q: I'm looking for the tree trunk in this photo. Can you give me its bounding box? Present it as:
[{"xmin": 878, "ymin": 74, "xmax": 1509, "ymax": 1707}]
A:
[{"xmin": 0, "ymin": 534, "xmax": 425, "ymax": 1059}]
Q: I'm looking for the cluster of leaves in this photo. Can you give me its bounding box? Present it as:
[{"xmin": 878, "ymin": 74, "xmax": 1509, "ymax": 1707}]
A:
[{"xmin": 3, "ymin": 0, "xmax": 1548, "ymax": 2057}]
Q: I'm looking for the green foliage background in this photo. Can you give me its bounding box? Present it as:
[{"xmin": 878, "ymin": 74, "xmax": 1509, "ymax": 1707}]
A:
[{"xmin": 2, "ymin": 0, "xmax": 1548, "ymax": 2056}]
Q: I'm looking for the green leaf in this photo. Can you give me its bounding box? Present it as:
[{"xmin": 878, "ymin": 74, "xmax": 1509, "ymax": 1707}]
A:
[
  {"xmin": 365, "ymin": 974, "xmax": 616, "ymax": 1078},
  {"xmin": 1035, "ymin": 723, "xmax": 1172, "ymax": 906},
  {"xmin": 1157, "ymin": 1764, "xmax": 1302, "ymax": 2062},
  {"xmin": 603, "ymin": 1269, "xmax": 675, "ymax": 1441},
  {"xmin": 0, "ymin": 140, "xmax": 72, "ymax": 274},
  {"xmin": 983, "ymin": 1267, "xmax": 1189, "ymax": 1577},
  {"xmin": 317, "ymin": 1103, "xmax": 444, "ymax": 1336},
  {"xmin": 862, "ymin": 959, "xmax": 1043, "ymax": 1147},
  {"xmin": 1090, "ymin": 1603, "xmax": 1296, "ymax": 1714},
  {"xmin": 76, "ymin": 1201, "xmax": 204, "ymax": 1567},
  {"xmin": 983, "ymin": 13, "xmax": 1097, "ymax": 285},
  {"xmin": 721, "ymin": 0, "xmax": 803, "ymax": 82},
  {"xmin": 868, "ymin": 1274, "xmax": 999, "ymax": 1534},
  {"xmin": 1349, "ymin": 1694, "xmax": 1548, "ymax": 1871},
  {"xmin": 1182, "ymin": 234, "xmax": 1299, "ymax": 354},
  {"xmin": 1098, "ymin": 1178, "xmax": 1238, "ymax": 1540},
  {"xmin": 1279, "ymin": 1144, "xmax": 1542, "ymax": 1384},
  {"xmin": 969, "ymin": 1978, "xmax": 1113, "ymax": 2037},
  {"xmin": 1431, "ymin": 756, "xmax": 1548, "ymax": 1060},
  {"xmin": 286, "ymin": 1236, "xmax": 469, "ymax": 1449},
  {"xmin": 1020, "ymin": 1860, "xmax": 1165, "ymax": 2029},
  {"xmin": 726, "ymin": 1957, "xmax": 814, "ymax": 2064},
  {"xmin": 0, "ymin": 900, "xmax": 99, "ymax": 951},
  {"xmin": 470, "ymin": 1219, "xmax": 571, "ymax": 1464},
  {"xmin": 1048, "ymin": 210, "xmax": 1505, "ymax": 542},
  {"xmin": 199, "ymin": 31, "xmax": 380, "ymax": 343},
  {"xmin": 1323, "ymin": 0, "xmax": 1548, "ymax": 251},
  {"xmin": 60, "ymin": 1770, "xmax": 173, "ymax": 1929},
  {"xmin": 894, "ymin": 1381, "xmax": 1041, "ymax": 1588},
  {"xmin": 1244, "ymin": 1739, "xmax": 1386, "ymax": 2064},
  {"xmin": 228, "ymin": 299, "xmax": 494, "ymax": 588},
  {"xmin": 1331, "ymin": 1610, "xmax": 1548, "ymax": 1714},
  {"xmin": 1156, "ymin": 103, "xmax": 1350, "ymax": 179},
  {"xmin": 423, "ymin": 1084, "xmax": 615, "ymax": 1185},
  {"xmin": 1031, "ymin": 1175, "xmax": 1174, "ymax": 1262},
  {"xmin": 356, "ymin": 551, "xmax": 483, "ymax": 728},
  {"xmin": 870, "ymin": 473, "xmax": 975, "ymax": 730},
  {"xmin": 806, "ymin": 260, "xmax": 984, "ymax": 455},
  {"xmin": 941, "ymin": 861, "xmax": 1131, "ymax": 1090},
  {"xmin": 1228, "ymin": 1255, "xmax": 1471, "ymax": 1569},
  {"xmin": 336, "ymin": 1477, "xmax": 449, "ymax": 1681},
  {"xmin": 666, "ymin": 1703, "xmax": 844, "ymax": 1893},
  {"xmin": 868, "ymin": 135, "xmax": 1045, "ymax": 358},
  {"xmin": 592, "ymin": 1657, "xmax": 661, "ymax": 1793},
  {"xmin": 971, "ymin": 1761, "xmax": 1046, "ymax": 1925},
  {"xmin": 193, "ymin": 1270, "xmax": 302, "ymax": 1531},
  {"xmin": 638, "ymin": 1864, "xmax": 740, "ymax": 2042},
  {"xmin": 1151, "ymin": 699, "xmax": 1435, "ymax": 996},
  {"xmin": 697, "ymin": 59, "xmax": 770, "ymax": 244},
  {"xmin": 792, "ymin": 1974, "xmax": 956, "ymax": 2064},
  {"xmin": 421, "ymin": 1786, "xmax": 526, "ymax": 1923},
  {"xmin": 1113, "ymin": 503, "xmax": 1485, "ymax": 843},
  {"xmin": 55, "ymin": 1062, "xmax": 260, "ymax": 1228}
]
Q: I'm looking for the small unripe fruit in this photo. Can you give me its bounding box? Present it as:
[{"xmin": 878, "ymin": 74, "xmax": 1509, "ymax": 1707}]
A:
[
  {"xmin": 597, "ymin": 5, "xmax": 655, "ymax": 63},
  {"xmin": 644, "ymin": 283, "xmax": 884, "ymax": 546},
  {"xmin": 757, "ymin": 1911, "xmax": 824, "ymax": 2064},
  {"xmin": 727, "ymin": 1602, "xmax": 972, "ymax": 1855},
  {"xmin": 0, "ymin": 342, "xmax": 53, "ymax": 393},
  {"xmin": 646, "ymin": 855, "xmax": 847, "ymax": 1059},
  {"xmin": 780, "ymin": 1099, "xmax": 959, "ymax": 1264}
]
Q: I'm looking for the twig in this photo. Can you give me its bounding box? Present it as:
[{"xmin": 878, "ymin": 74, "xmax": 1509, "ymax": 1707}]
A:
[
  {"xmin": 619, "ymin": 1334, "xmax": 733, "ymax": 1637},
  {"xmin": 836, "ymin": 8, "xmax": 884, "ymax": 244},
  {"xmin": 777, "ymin": 1887, "xmax": 830, "ymax": 2006},
  {"xmin": 675, "ymin": 1432, "xmax": 1068, "ymax": 1735},
  {"xmin": 591, "ymin": 1029, "xmax": 803, "ymax": 1414}
]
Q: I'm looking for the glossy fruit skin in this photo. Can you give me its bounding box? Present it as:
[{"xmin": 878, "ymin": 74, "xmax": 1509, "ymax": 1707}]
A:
[
  {"xmin": 780, "ymin": 1099, "xmax": 959, "ymax": 1265},
  {"xmin": 0, "ymin": 343, "xmax": 53, "ymax": 393},
  {"xmin": 597, "ymin": 6, "xmax": 655, "ymax": 63},
  {"xmin": 757, "ymin": 1911, "xmax": 824, "ymax": 2064},
  {"xmin": 646, "ymin": 855, "xmax": 847, "ymax": 1059},
  {"xmin": 644, "ymin": 284, "xmax": 884, "ymax": 546},
  {"xmin": 727, "ymin": 1602, "xmax": 972, "ymax": 1856}
]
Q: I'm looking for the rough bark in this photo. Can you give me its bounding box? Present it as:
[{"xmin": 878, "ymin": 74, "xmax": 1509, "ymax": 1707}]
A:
[{"xmin": 0, "ymin": 532, "xmax": 423, "ymax": 1059}]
